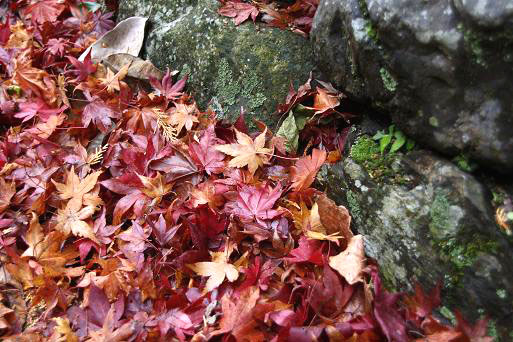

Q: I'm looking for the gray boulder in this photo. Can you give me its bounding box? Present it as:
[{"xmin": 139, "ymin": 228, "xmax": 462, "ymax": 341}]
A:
[
  {"xmin": 311, "ymin": 0, "xmax": 513, "ymax": 172},
  {"xmin": 118, "ymin": 0, "xmax": 315, "ymax": 127},
  {"xmin": 321, "ymin": 132, "xmax": 513, "ymax": 338}
]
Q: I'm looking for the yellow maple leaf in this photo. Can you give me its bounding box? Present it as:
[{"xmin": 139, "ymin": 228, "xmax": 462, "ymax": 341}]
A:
[
  {"xmin": 168, "ymin": 102, "xmax": 199, "ymax": 133},
  {"xmin": 52, "ymin": 317, "xmax": 79, "ymax": 342},
  {"xmin": 21, "ymin": 212, "xmax": 45, "ymax": 258},
  {"xmin": 187, "ymin": 245, "xmax": 239, "ymax": 292},
  {"xmin": 6, "ymin": 21, "xmax": 32, "ymax": 49},
  {"xmin": 54, "ymin": 200, "xmax": 98, "ymax": 242},
  {"xmin": 305, "ymin": 230, "xmax": 343, "ymax": 243},
  {"xmin": 52, "ymin": 166, "xmax": 102, "ymax": 205},
  {"xmin": 137, "ymin": 172, "xmax": 173, "ymax": 202},
  {"xmin": 98, "ymin": 64, "xmax": 129, "ymax": 93},
  {"xmin": 216, "ymin": 128, "xmax": 272, "ymax": 175}
]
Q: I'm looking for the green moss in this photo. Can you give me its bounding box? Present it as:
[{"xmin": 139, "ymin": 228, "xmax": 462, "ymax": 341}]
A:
[
  {"xmin": 240, "ymin": 69, "xmax": 266, "ymax": 110},
  {"xmin": 351, "ymin": 136, "xmax": 380, "ymax": 164},
  {"xmin": 346, "ymin": 190, "xmax": 362, "ymax": 223},
  {"xmin": 214, "ymin": 59, "xmax": 240, "ymax": 106},
  {"xmin": 439, "ymin": 237, "xmax": 498, "ymax": 269},
  {"xmin": 428, "ymin": 116, "xmax": 439, "ymax": 127},
  {"xmin": 350, "ymin": 135, "xmax": 404, "ymax": 182},
  {"xmin": 380, "ymin": 67, "xmax": 398, "ymax": 92},
  {"xmin": 429, "ymin": 193, "xmax": 452, "ymax": 235},
  {"xmin": 458, "ymin": 23, "xmax": 486, "ymax": 67},
  {"xmin": 491, "ymin": 190, "xmax": 506, "ymax": 207},
  {"xmin": 487, "ymin": 319, "xmax": 499, "ymax": 341},
  {"xmin": 357, "ymin": 0, "xmax": 379, "ymax": 44}
]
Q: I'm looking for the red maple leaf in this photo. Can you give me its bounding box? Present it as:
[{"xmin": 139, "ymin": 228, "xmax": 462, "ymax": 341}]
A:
[
  {"xmin": 25, "ymin": 0, "xmax": 66, "ymax": 25},
  {"xmin": 455, "ymin": 311, "xmax": 494, "ymax": 342},
  {"xmin": 372, "ymin": 270, "xmax": 408, "ymax": 342},
  {"xmin": 284, "ymin": 235, "xmax": 324, "ymax": 265},
  {"xmin": 82, "ymin": 92, "xmax": 119, "ymax": 132},
  {"xmin": 151, "ymin": 214, "xmax": 180, "ymax": 247},
  {"xmin": 225, "ymin": 182, "xmax": 283, "ymax": 225},
  {"xmin": 195, "ymin": 205, "xmax": 227, "ymax": 239},
  {"xmin": 218, "ymin": 0, "xmax": 259, "ymax": 25},
  {"xmin": 189, "ymin": 125, "xmax": 225, "ymax": 174},
  {"xmin": 46, "ymin": 38, "xmax": 68, "ymax": 57},
  {"xmin": 290, "ymin": 148, "xmax": 327, "ymax": 191},
  {"xmin": 404, "ymin": 282, "xmax": 441, "ymax": 325},
  {"xmin": 0, "ymin": 15, "xmax": 10, "ymax": 45},
  {"xmin": 149, "ymin": 68, "xmax": 187, "ymax": 101},
  {"xmin": 15, "ymin": 98, "xmax": 66, "ymax": 122},
  {"xmin": 66, "ymin": 54, "xmax": 97, "ymax": 83}
]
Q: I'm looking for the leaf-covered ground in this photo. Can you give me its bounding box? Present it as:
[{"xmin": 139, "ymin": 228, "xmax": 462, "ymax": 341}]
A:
[{"xmin": 0, "ymin": 1, "xmax": 493, "ymax": 341}]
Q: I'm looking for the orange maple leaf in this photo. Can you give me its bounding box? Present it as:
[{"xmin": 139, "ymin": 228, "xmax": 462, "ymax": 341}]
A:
[
  {"xmin": 137, "ymin": 172, "xmax": 173, "ymax": 203},
  {"xmin": 25, "ymin": 114, "xmax": 65, "ymax": 139},
  {"xmin": 98, "ymin": 64, "xmax": 129, "ymax": 93},
  {"xmin": 0, "ymin": 178, "xmax": 15, "ymax": 214},
  {"xmin": 213, "ymin": 286, "xmax": 264, "ymax": 342},
  {"xmin": 52, "ymin": 166, "xmax": 103, "ymax": 206},
  {"xmin": 290, "ymin": 148, "xmax": 327, "ymax": 191},
  {"xmin": 13, "ymin": 54, "xmax": 57, "ymax": 104}
]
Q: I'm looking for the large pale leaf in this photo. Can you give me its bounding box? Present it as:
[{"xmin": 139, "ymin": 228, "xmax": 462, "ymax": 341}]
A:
[{"xmin": 79, "ymin": 16, "xmax": 147, "ymax": 62}]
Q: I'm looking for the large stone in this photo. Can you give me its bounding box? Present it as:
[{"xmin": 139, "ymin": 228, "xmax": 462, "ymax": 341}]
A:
[
  {"xmin": 311, "ymin": 0, "xmax": 513, "ymax": 172},
  {"xmin": 118, "ymin": 0, "xmax": 315, "ymax": 127},
  {"xmin": 321, "ymin": 133, "xmax": 513, "ymax": 338}
]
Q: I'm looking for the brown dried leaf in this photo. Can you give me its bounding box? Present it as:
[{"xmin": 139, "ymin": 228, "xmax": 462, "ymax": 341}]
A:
[{"xmin": 329, "ymin": 235, "xmax": 365, "ymax": 285}]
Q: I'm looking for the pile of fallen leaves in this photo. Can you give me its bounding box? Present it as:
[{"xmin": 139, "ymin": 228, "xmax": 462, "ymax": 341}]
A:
[{"xmin": 0, "ymin": 1, "xmax": 494, "ymax": 341}]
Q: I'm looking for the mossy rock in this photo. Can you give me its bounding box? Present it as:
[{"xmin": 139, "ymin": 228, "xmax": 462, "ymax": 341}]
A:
[
  {"xmin": 118, "ymin": 0, "xmax": 315, "ymax": 128},
  {"xmin": 322, "ymin": 145, "xmax": 513, "ymax": 339}
]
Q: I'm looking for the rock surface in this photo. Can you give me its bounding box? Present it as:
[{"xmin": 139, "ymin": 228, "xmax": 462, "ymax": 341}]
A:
[
  {"xmin": 118, "ymin": 0, "xmax": 315, "ymax": 127},
  {"xmin": 321, "ymin": 131, "xmax": 513, "ymax": 338},
  {"xmin": 311, "ymin": 0, "xmax": 513, "ymax": 172}
]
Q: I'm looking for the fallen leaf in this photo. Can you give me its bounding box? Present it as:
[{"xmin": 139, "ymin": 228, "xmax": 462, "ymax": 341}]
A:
[
  {"xmin": 329, "ymin": 235, "xmax": 365, "ymax": 285},
  {"xmin": 167, "ymin": 101, "xmax": 199, "ymax": 133},
  {"xmin": 218, "ymin": 1, "xmax": 259, "ymax": 25},
  {"xmin": 25, "ymin": 0, "xmax": 66, "ymax": 25},
  {"xmin": 213, "ymin": 286, "xmax": 264, "ymax": 342},
  {"xmin": 26, "ymin": 114, "xmax": 65, "ymax": 139},
  {"xmin": 137, "ymin": 172, "xmax": 173, "ymax": 202},
  {"xmin": 54, "ymin": 200, "xmax": 98, "ymax": 242},
  {"xmin": 276, "ymin": 111, "xmax": 299, "ymax": 153},
  {"xmin": 187, "ymin": 247, "xmax": 239, "ymax": 292},
  {"xmin": 225, "ymin": 183, "xmax": 283, "ymax": 225},
  {"xmin": 52, "ymin": 166, "xmax": 102, "ymax": 205},
  {"xmin": 21, "ymin": 212, "xmax": 45, "ymax": 258},
  {"xmin": 79, "ymin": 16, "xmax": 148, "ymax": 62},
  {"xmin": 317, "ymin": 193, "xmax": 353, "ymax": 244},
  {"xmin": 285, "ymin": 235, "xmax": 324, "ymax": 265},
  {"xmin": 290, "ymin": 149, "xmax": 327, "ymax": 191},
  {"xmin": 51, "ymin": 317, "xmax": 78, "ymax": 342},
  {"xmin": 103, "ymin": 53, "xmax": 163, "ymax": 80},
  {"xmin": 216, "ymin": 128, "xmax": 272, "ymax": 175},
  {"xmin": 189, "ymin": 125, "xmax": 225, "ymax": 174},
  {"xmin": 0, "ymin": 178, "xmax": 15, "ymax": 213}
]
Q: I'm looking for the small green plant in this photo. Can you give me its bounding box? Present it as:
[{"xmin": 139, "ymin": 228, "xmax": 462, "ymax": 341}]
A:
[
  {"xmin": 372, "ymin": 125, "xmax": 414, "ymax": 154},
  {"xmin": 453, "ymin": 154, "xmax": 478, "ymax": 173}
]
